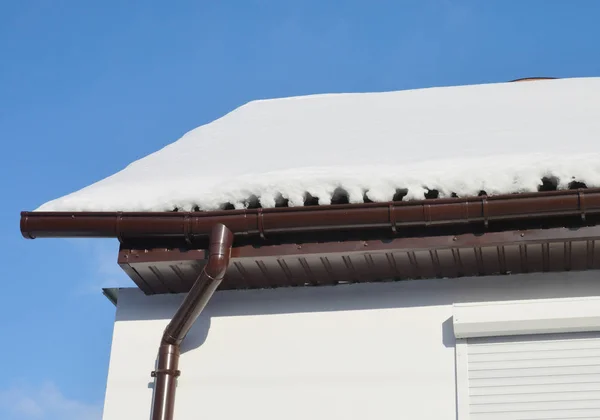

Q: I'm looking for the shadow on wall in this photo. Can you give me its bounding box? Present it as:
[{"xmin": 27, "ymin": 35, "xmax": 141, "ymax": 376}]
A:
[
  {"xmin": 180, "ymin": 315, "xmax": 211, "ymax": 353},
  {"xmin": 442, "ymin": 317, "xmax": 455, "ymax": 348},
  {"xmin": 116, "ymin": 270, "xmax": 600, "ymax": 353}
]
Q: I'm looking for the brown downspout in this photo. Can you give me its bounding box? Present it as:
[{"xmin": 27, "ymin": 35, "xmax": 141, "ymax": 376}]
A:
[{"xmin": 150, "ymin": 223, "xmax": 233, "ymax": 420}]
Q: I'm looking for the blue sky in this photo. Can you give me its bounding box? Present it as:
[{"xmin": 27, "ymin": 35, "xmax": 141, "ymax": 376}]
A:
[{"xmin": 1, "ymin": 1, "xmax": 599, "ymax": 418}]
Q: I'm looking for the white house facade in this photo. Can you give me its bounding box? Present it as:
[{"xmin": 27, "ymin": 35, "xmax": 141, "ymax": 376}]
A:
[{"xmin": 101, "ymin": 271, "xmax": 600, "ymax": 420}]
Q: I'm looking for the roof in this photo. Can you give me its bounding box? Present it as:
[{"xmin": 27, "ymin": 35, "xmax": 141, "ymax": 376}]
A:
[
  {"xmin": 34, "ymin": 77, "xmax": 600, "ymax": 213},
  {"xmin": 22, "ymin": 77, "xmax": 600, "ymax": 295}
]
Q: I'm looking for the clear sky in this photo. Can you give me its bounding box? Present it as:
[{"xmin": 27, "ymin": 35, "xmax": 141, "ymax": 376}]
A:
[{"xmin": 1, "ymin": 1, "xmax": 600, "ymax": 419}]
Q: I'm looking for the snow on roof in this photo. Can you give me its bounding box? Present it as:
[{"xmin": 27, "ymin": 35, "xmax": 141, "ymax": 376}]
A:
[{"xmin": 37, "ymin": 78, "xmax": 600, "ymax": 212}]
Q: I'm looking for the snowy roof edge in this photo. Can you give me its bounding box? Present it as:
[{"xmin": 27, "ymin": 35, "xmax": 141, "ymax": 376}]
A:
[{"xmin": 33, "ymin": 76, "xmax": 600, "ymax": 213}]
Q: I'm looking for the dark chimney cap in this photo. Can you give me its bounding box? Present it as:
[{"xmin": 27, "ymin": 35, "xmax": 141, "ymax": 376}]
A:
[{"xmin": 510, "ymin": 77, "xmax": 558, "ymax": 82}]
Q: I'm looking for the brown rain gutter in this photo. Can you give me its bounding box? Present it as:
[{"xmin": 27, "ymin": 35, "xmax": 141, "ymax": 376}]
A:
[
  {"xmin": 150, "ymin": 223, "xmax": 233, "ymax": 420},
  {"xmin": 20, "ymin": 189, "xmax": 600, "ymax": 241}
]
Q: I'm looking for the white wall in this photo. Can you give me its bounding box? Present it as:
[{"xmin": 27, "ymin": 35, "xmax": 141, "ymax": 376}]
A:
[{"xmin": 102, "ymin": 271, "xmax": 600, "ymax": 420}]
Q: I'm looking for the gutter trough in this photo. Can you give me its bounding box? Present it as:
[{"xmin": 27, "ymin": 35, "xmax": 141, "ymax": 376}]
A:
[{"xmin": 20, "ymin": 189, "xmax": 600, "ymax": 242}]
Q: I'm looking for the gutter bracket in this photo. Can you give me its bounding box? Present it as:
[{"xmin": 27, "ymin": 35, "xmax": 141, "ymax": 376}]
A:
[
  {"xmin": 151, "ymin": 369, "xmax": 181, "ymax": 378},
  {"xmin": 482, "ymin": 196, "xmax": 489, "ymax": 228},
  {"xmin": 389, "ymin": 204, "xmax": 397, "ymax": 233},
  {"xmin": 579, "ymin": 189, "xmax": 587, "ymax": 221},
  {"xmin": 257, "ymin": 208, "xmax": 266, "ymax": 239}
]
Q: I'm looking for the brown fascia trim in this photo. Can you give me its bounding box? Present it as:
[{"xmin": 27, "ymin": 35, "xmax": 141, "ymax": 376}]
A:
[
  {"xmin": 150, "ymin": 223, "xmax": 233, "ymax": 420},
  {"xmin": 20, "ymin": 189, "xmax": 600, "ymax": 242}
]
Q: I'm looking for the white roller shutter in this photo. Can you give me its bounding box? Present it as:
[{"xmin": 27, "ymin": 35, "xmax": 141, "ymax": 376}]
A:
[
  {"xmin": 463, "ymin": 332, "xmax": 600, "ymax": 420},
  {"xmin": 454, "ymin": 297, "xmax": 600, "ymax": 420}
]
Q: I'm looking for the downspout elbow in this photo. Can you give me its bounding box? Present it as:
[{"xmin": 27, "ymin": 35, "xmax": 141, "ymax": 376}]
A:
[
  {"xmin": 204, "ymin": 253, "xmax": 230, "ymax": 280},
  {"xmin": 160, "ymin": 224, "xmax": 233, "ymax": 346}
]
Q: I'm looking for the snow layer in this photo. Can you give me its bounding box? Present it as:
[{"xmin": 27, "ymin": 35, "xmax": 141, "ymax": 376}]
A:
[{"xmin": 37, "ymin": 78, "xmax": 600, "ymax": 212}]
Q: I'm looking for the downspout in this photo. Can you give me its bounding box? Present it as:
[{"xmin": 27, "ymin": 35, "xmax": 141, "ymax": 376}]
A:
[{"xmin": 150, "ymin": 223, "xmax": 233, "ymax": 420}]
